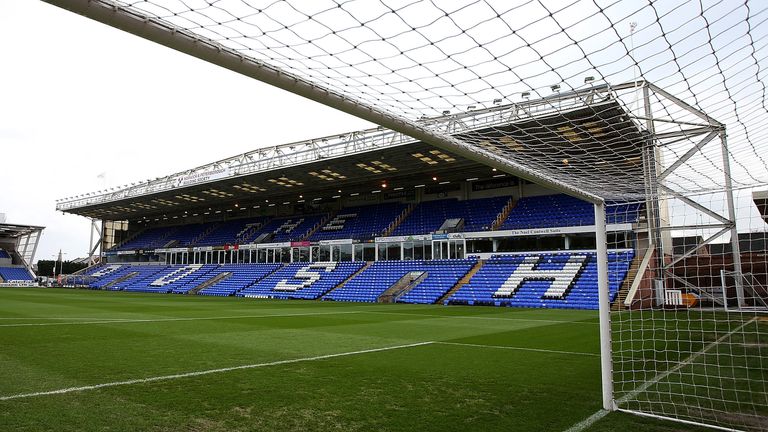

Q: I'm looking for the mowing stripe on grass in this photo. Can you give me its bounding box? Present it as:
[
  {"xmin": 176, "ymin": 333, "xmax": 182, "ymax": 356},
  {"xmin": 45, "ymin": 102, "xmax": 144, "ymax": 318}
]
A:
[
  {"xmin": 0, "ymin": 341, "xmax": 434, "ymax": 401},
  {"xmin": 0, "ymin": 310, "xmax": 365, "ymax": 328},
  {"xmin": 436, "ymin": 341, "xmax": 600, "ymax": 357},
  {"xmin": 367, "ymin": 310, "xmax": 599, "ymax": 325}
]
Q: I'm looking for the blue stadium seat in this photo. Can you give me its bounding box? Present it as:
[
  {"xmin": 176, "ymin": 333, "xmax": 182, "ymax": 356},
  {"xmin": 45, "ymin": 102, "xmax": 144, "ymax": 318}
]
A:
[{"xmin": 447, "ymin": 251, "xmax": 634, "ymax": 310}]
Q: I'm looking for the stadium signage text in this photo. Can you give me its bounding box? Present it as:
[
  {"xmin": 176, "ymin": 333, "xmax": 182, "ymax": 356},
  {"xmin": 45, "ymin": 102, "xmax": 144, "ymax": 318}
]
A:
[
  {"xmin": 176, "ymin": 168, "xmax": 231, "ymax": 188},
  {"xmin": 318, "ymin": 239, "xmax": 354, "ymax": 245},
  {"xmin": 375, "ymin": 234, "xmax": 431, "ymax": 243},
  {"xmin": 155, "ymin": 247, "xmax": 189, "ymax": 253}
]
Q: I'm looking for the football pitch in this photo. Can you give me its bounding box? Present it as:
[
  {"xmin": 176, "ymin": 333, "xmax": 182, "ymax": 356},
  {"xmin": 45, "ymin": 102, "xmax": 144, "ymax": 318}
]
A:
[{"xmin": 0, "ymin": 288, "xmax": 710, "ymax": 432}]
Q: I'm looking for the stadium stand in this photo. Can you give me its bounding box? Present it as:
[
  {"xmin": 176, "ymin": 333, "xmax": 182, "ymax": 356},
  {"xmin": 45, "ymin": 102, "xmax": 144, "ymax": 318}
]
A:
[
  {"xmin": 76, "ymin": 252, "xmax": 633, "ymax": 310},
  {"xmin": 198, "ymin": 263, "xmax": 283, "ymax": 296},
  {"xmin": 109, "ymin": 265, "xmax": 173, "ymax": 292},
  {"xmin": 106, "ymin": 195, "xmax": 641, "ymax": 254},
  {"xmin": 500, "ymin": 194, "xmax": 642, "ymax": 229},
  {"xmin": 239, "ymin": 261, "xmax": 365, "ymax": 299},
  {"xmin": 116, "ymin": 226, "xmax": 179, "ymax": 250},
  {"xmin": 0, "ymin": 249, "xmax": 11, "ymax": 260},
  {"xmin": 392, "ymin": 196, "xmax": 509, "ymax": 236},
  {"xmin": 323, "ymin": 259, "xmax": 476, "ymax": 303},
  {"xmin": 195, "ymin": 217, "xmax": 271, "ymax": 246},
  {"xmin": 0, "ymin": 266, "xmax": 34, "ymax": 281},
  {"xmin": 121, "ymin": 265, "xmax": 218, "ymax": 293},
  {"xmin": 447, "ymin": 251, "xmax": 634, "ymax": 309},
  {"xmin": 311, "ymin": 203, "xmax": 408, "ymax": 240},
  {"xmin": 252, "ymin": 214, "xmax": 326, "ymax": 243},
  {"xmin": 500, "ymin": 195, "xmax": 594, "ymax": 229}
]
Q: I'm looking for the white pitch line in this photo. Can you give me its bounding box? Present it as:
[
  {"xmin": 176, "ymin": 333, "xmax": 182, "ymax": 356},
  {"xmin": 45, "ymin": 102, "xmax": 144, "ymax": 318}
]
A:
[
  {"xmin": 0, "ymin": 317, "xmax": 138, "ymax": 321},
  {"xmin": 0, "ymin": 310, "xmax": 366, "ymax": 328},
  {"xmin": 562, "ymin": 409, "xmax": 610, "ymax": 432},
  {"xmin": 366, "ymin": 310, "xmax": 599, "ymax": 325},
  {"xmin": 0, "ymin": 341, "xmax": 434, "ymax": 401},
  {"xmin": 435, "ymin": 341, "xmax": 600, "ymax": 357}
]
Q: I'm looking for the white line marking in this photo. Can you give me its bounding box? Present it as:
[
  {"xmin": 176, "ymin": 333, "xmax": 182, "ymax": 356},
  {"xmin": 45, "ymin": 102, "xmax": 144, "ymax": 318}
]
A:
[
  {"xmin": 0, "ymin": 317, "xmax": 138, "ymax": 321},
  {"xmin": 0, "ymin": 341, "xmax": 433, "ymax": 401},
  {"xmin": 561, "ymin": 317, "xmax": 758, "ymax": 432},
  {"xmin": 562, "ymin": 409, "xmax": 610, "ymax": 432},
  {"xmin": 367, "ymin": 310, "xmax": 599, "ymax": 325},
  {"xmin": 435, "ymin": 341, "xmax": 600, "ymax": 357},
  {"xmin": 0, "ymin": 310, "xmax": 365, "ymax": 328}
]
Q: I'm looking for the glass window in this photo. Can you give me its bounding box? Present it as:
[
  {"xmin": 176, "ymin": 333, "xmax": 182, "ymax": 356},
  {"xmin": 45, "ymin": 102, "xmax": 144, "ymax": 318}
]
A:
[
  {"xmin": 413, "ymin": 241, "xmax": 424, "ymax": 260},
  {"xmin": 363, "ymin": 244, "xmax": 375, "ymax": 261},
  {"xmin": 339, "ymin": 244, "xmax": 353, "ymax": 261},
  {"xmin": 281, "ymin": 247, "xmax": 291, "ymax": 263},
  {"xmin": 387, "ymin": 243, "xmax": 401, "ymax": 261},
  {"xmin": 319, "ymin": 245, "xmax": 331, "ymax": 262},
  {"xmin": 403, "ymin": 242, "xmax": 414, "ymax": 260},
  {"xmin": 311, "ymin": 247, "xmax": 319, "ymax": 262}
]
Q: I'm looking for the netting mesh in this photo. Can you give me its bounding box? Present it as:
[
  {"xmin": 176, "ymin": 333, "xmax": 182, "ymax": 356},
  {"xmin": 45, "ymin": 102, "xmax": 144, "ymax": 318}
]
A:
[
  {"xmin": 47, "ymin": 0, "xmax": 768, "ymax": 430},
  {"xmin": 611, "ymin": 189, "xmax": 767, "ymax": 431},
  {"xmin": 101, "ymin": 0, "xmax": 767, "ymax": 200}
]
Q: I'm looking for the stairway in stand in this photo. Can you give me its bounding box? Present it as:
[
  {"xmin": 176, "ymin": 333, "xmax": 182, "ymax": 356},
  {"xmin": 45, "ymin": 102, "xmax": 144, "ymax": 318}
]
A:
[
  {"xmin": 491, "ymin": 197, "xmax": 516, "ymax": 230},
  {"xmin": 437, "ymin": 260, "xmax": 484, "ymax": 304},
  {"xmin": 612, "ymin": 251, "xmax": 645, "ymax": 311},
  {"xmin": 322, "ymin": 261, "xmax": 372, "ymax": 298},
  {"xmin": 187, "ymin": 272, "xmax": 232, "ymax": 295},
  {"xmin": 382, "ymin": 203, "xmax": 415, "ymax": 236}
]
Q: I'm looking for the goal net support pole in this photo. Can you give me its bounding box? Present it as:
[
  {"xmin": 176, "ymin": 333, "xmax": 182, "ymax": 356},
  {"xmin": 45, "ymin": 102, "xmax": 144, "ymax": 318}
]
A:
[{"xmin": 595, "ymin": 201, "xmax": 615, "ymax": 411}]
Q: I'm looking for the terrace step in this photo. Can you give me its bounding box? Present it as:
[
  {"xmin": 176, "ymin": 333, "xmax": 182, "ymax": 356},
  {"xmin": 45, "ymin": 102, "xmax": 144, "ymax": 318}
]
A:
[
  {"xmin": 103, "ymin": 271, "xmax": 138, "ymax": 290},
  {"xmin": 383, "ymin": 203, "xmax": 415, "ymax": 237},
  {"xmin": 491, "ymin": 197, "xmax": 516, "ymax": 230},
  {"xmin": 302, "ymin": 210, "xmax": 338, "ymax": 241},
  {"xmin": 378, "ymin": 271, "xmax": 428, "ymax": 303},
  {"xmin": 438, "ymin": 260, "xmax": 484, "ymax": 304},
  {"xmin": 189, "ymin": 272, "xmax": 231, "ymax": 295},
  {"xmin": 323, "ymin": 261, "xmax": 371, "ymax": 297},
  {"xmin": 190, "ymin": 223, "xmax": 220, "ymax": 246},
  {"xmin": 612, "ymin": 248, "xmax": 645, "ymax": 311}
]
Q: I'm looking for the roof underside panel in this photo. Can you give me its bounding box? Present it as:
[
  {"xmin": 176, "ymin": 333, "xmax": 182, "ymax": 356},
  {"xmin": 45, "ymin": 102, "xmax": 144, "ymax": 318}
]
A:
[{"xmin": 60, "ymin": 100, "xmax": 645, "ymax": 220}]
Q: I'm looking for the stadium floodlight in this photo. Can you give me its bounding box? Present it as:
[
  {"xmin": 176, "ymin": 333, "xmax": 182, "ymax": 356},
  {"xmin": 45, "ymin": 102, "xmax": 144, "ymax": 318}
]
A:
[
  {"xmin": 520, "ymin": 92, "xmax": 530, "ymax": 99},
  {"xmin": 493, "ymin": 99, "xmax": 502, "ymax": 105},
  {"xmin": 584, "ymin": 76, "xmax": 595, "ymax": 83},
  {"xmin": 550, "ymin": 85, "xmax": 560, "ymax": 92}
]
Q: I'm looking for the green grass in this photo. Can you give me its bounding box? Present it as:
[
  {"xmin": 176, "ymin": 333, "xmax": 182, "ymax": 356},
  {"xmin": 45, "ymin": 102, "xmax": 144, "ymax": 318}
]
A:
[{"xmin": 0, "ymin": 288, "xmax": 714, "ymax": 432}]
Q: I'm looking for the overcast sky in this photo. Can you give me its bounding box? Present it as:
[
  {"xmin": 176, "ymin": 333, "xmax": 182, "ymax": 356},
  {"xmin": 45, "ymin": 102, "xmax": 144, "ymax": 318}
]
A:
[{"xmin": 0, "ymin": 0, "xmax": 372, "ymax": 262}]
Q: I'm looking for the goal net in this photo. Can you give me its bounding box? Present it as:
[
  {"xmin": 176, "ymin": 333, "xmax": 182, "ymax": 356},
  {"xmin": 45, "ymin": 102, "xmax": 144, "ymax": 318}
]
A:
[{"xmin": 43, "ymin": 0, "xmax": 768, "ymax": 430}]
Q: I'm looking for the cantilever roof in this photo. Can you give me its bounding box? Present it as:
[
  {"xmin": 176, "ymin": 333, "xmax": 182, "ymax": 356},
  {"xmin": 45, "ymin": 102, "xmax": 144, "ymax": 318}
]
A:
[
  {"xmin": 0, "ymin": 223, "xmax": 45, "ymax": 239},
  {"xmin": 57, "ymin": 98, "xmax": 645, "ymax": 221}
]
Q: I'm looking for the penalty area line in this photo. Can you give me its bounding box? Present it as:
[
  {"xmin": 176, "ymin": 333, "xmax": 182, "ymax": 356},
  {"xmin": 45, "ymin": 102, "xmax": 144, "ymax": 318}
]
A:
[
  {"xmin": 0, "ymin": 341, "xmax": 434, "ymax": 401},
  {"xmin": 435, "ymin": 341, "xmax": 599, "ymax": 357}
]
